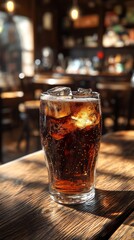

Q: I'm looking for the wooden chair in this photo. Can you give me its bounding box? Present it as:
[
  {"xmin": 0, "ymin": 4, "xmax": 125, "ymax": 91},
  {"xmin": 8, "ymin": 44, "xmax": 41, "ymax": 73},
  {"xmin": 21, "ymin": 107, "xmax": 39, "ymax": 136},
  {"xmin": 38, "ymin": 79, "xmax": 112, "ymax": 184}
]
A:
[
  {"xmin": 1, "ymin": 91, "xmax": 24, "ymax": 129},
  {"xmin": 96, "ymin": 82, "xmax": 132, "ymax": 133},
  {"xmin": 0, "ymin": 90, "xmax": 24, "ymax": 163}
]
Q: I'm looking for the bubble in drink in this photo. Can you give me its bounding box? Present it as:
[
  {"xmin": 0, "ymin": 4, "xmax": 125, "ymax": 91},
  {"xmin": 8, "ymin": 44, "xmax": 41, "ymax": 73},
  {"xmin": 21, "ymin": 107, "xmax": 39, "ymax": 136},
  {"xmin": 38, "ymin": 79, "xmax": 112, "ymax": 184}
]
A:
[{"xmin": 40, "ymin": 87, "xmax": 101, "ymax": 204}]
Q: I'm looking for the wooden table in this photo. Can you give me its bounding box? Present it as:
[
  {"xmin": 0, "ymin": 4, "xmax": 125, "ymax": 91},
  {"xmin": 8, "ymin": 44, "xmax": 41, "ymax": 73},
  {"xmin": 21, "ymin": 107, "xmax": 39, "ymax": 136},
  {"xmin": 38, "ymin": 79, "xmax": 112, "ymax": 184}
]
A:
[{"xmin": 0, "ymin": 131, "xmax": 134, "ymax": 240}]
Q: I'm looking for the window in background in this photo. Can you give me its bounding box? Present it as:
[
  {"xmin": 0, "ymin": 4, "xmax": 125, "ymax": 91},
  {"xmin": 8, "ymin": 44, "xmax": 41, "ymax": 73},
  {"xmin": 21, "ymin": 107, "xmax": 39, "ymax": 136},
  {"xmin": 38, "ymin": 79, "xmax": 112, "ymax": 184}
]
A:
[{"xmin": 0, "ymin": 12, "xmax": 34, "ymax": 86}]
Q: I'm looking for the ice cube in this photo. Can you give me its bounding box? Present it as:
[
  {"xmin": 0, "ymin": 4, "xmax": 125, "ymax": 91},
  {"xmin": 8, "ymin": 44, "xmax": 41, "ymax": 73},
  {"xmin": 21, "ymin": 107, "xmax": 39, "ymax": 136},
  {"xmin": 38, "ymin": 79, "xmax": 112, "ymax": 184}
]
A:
[
  {"xmin": 48, "ymin": 86, "xmax": 72, "ymax": 97},
  {"xmin": 50, "ymin": 106, "xmax": 100, "ymax": 140},
  {"xmin": 71, "ymin": 105, "xmax": 99, "ymax": 129},
  {"xmin": 45, "ymin": 101, "xmax": 71, "ymax": 119},
  {"xmin": 78, "ymin": 88, "xmax": 92, "ymax": 94},
  {"xmin": 49, "ymin": 103, "xmax": 100, "ymax": 140},
  {"xmin": 73, "ymin": 88, "xmax": 92, "ymax": 98}
]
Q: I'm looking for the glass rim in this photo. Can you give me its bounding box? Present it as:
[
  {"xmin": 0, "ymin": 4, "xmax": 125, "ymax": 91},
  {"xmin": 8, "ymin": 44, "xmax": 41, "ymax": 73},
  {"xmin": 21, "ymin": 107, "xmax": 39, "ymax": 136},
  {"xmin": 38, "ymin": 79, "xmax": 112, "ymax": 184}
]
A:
[{"xmin": 40, "ymin": 90, "xmax": 100, "ymax": 102}]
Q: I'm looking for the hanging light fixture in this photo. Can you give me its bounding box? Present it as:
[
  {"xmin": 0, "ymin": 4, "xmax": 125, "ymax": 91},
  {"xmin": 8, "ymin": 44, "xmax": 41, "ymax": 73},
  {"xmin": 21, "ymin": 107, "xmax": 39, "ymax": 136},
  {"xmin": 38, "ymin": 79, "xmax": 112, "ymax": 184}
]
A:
[
  {"xmin": 69, "ymin": 0, "xmax": 80, "ymax": 20},
  {"xmin": 6, "ymin": 1, "xmax": 15, "ymax": 13},
  {"xmin": 1, "ymin": 0, "xmax": 16, "ymax": 13}
]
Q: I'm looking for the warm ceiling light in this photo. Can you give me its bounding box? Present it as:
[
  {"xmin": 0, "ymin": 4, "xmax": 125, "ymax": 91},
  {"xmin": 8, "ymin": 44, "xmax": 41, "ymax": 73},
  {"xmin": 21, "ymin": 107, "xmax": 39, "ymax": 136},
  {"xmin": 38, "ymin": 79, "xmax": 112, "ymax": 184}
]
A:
[
  {"xmin": 70, "ymin": 7, "xmax": 80, "ymax": 20},
  {"xmin": 69, "ymin": 0, "xmax": 80, "ymax": 20},
  {"xmin": 6, "ymin": 1, "xmax": 15, "ymax": 13}
]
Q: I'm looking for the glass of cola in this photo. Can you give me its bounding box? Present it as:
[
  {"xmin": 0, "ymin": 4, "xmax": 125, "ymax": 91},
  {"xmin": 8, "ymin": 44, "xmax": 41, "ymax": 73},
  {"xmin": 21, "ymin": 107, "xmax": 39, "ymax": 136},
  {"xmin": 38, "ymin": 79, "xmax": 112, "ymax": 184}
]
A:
[{"xmin": 40, "ymin": 87, "xmax": 101, "ymax": 204}]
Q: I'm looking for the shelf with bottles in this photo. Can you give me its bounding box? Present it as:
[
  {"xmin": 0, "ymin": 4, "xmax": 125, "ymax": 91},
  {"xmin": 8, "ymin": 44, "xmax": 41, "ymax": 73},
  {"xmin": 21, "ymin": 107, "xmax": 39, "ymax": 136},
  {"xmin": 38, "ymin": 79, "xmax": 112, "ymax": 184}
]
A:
[
  {"xmin": 60, "ymin": 5, "xmax": 134, "ymax": 50},
  {"xmin": 54, "ymin": 50, "xmax": 133, "ymax": 77},
  {"xmin": 60, "ymin": 10, "xmax": 100, "ymax": 49},
  {"xmin": 62, "ymin": 34, "xmax": 99, "ymax": 49},
  {"xmin": 102, "ymin": 1, "xmax": 134, "ymax": 48},
  {"xmin": 103, "ymin": 53, "xmax": 133, "ymax": 75}
]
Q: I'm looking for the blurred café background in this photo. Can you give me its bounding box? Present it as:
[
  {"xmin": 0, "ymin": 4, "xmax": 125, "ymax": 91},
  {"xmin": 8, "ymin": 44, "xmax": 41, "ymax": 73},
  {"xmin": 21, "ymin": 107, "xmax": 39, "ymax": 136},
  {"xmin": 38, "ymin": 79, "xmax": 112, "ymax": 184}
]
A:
[{"xmin": 0, "ymin": 0, "xmax": 134, "ymax": 163}]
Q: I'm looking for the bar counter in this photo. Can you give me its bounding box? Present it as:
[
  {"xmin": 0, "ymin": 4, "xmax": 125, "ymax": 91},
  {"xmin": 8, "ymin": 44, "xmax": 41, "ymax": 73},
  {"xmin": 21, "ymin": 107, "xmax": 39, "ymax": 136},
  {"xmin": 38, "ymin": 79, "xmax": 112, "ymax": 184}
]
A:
[{"xmin": 0, "ymin": 131, "xmax": 134, "ymax": 239}]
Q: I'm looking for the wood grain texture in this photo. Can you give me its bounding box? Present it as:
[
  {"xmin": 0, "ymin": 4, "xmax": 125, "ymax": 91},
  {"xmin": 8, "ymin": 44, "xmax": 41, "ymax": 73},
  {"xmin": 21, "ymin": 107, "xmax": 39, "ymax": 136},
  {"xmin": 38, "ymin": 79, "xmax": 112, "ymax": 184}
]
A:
[
  {"xmin": 109, "ymin": 212, "xmax": 134, "ymax": 240},
  {"xmin": 0, "ymin": 131, "xmax": 134, "ymax": 240}
]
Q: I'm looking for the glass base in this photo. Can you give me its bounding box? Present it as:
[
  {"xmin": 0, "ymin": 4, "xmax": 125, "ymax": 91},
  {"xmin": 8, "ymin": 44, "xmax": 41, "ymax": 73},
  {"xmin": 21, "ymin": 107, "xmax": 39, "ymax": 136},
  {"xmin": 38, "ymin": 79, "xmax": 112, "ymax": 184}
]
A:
[{"xmin": 50, "ymin": 187, "xmax": 95, "ymax": 205}]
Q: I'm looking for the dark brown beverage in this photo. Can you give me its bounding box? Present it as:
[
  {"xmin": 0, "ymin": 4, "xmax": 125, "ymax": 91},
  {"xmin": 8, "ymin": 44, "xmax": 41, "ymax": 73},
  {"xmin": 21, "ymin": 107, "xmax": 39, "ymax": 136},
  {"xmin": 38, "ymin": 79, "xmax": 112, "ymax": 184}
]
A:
[{"xmin": 40, "ymin": 89, "xmax": 101, "ymax": 204}]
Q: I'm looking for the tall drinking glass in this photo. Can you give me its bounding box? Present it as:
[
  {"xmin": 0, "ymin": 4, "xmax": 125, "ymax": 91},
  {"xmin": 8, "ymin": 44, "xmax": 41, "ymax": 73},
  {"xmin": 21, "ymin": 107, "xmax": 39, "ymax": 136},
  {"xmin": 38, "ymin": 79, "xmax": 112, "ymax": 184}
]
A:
[{"xmin": 40, "ymin": 87, "xmax": 101, "ymax": 204}]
